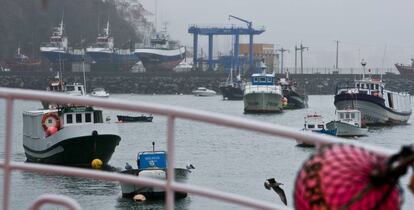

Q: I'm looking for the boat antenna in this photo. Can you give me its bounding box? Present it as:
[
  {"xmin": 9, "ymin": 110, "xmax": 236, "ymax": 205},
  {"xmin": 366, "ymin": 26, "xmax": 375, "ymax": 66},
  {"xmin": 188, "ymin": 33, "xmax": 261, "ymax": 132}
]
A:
[
  {"xmin": 152, "ymin": 141, "xmax": 155, "ymax": 152},
  {"xmin": 361, "ymin": 59, "xmax": 367, "ymax": 80}
]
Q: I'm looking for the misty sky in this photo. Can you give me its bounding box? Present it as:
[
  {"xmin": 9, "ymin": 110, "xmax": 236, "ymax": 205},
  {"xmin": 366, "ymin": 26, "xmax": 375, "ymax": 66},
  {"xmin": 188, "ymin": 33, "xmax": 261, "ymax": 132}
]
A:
[{"xmin": 140, "ymin": 0, "xmax": 414, "ymax": 70}]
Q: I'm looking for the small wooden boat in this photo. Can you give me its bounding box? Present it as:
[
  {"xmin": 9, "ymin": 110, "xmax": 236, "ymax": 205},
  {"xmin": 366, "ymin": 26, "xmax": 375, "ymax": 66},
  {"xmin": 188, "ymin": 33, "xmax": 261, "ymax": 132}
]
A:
[
  {"xmin": 117, "ymin": 114, "xmax": 153, "ymax": 122},
  {"xmin": 326, "ymin": 109, "xmax": 368, "ymax": 137}
]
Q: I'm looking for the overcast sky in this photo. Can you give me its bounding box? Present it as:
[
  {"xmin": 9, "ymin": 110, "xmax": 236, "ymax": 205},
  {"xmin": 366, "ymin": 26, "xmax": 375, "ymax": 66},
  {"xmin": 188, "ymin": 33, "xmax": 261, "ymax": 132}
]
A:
[{"xmin": 139, "ymin": 0, "xmax": 414, "ymax": 70}]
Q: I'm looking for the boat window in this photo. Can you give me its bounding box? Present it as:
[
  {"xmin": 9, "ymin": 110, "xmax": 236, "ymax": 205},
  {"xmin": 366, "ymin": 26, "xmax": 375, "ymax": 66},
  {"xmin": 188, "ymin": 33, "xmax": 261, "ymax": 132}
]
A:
[
  {"xmin": 371, "ymin": 84, "xmax": 374, "ymax": 90},
  {"xmin": 346, "ymin": 113, "xmax": 350, "ymax": 119},
  {"xmin": 307, "ymin": 124, "xmax": 315, "ymax": 129},
  {"xmin": 356, "ymin": 83, "xmax": 360, "ymax": 89},
  {"xmin": 340, "ymin": 113, "xmax": 344, "ymax": 119},
  {"xmin": 254, "ymin": 77, "xmax": 258, "ymax": 82},
  {"xmin": 267, "ymin": 77, "xmax": 272, "ymax": 82},
  {"xmin": 260, "ymin": 77, "xmax": 266, "ymax": 82},
  {"xmin": 351, "ymin": 113, "xmax": 355, "ymax": 119},
  {"xmin": 76, "ymin": 114, "xmax": 82, "ymax": 123},
  {"xmin": 317, "ymin": 124, "xmax": 324, "ymax": 129},
  {"xmin": 78, "ymin": 87, "xmax": 82, "ymax": 91},
  {"xmin": 66, "ymin": 114, "xmax": 73, "ymax": 124},
  {"xmin": 375, "ymin": 84, "xmax": 379, "ymax": 90},
  {"xmin": 85, "ymin": 113, "xmax": 92, "ymax": 123},
  {"xmin": 66, "ymin": 86, "xmax": 75, "ymax": 91}
]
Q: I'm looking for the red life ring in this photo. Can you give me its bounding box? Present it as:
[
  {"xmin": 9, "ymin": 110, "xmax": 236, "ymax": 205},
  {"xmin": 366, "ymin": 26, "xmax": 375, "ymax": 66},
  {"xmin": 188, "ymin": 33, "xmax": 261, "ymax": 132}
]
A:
[{"xmin": 41, "ymin": 112, "xmax": 61, "ymax": 132}]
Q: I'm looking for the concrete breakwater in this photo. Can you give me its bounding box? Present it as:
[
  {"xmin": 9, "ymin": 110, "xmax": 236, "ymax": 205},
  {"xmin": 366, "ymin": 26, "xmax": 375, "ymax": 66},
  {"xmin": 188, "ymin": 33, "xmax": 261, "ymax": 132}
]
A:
[{"xmin": 0, "ymin": 71, "xmax": 413, "ymax": 95}]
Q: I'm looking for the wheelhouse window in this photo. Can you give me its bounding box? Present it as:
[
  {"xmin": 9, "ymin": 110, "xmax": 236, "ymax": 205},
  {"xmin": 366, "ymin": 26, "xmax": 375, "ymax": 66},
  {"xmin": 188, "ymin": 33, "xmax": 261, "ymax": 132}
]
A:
[
  {"xmin": 317, "ymin": 124, "xmax": 324, "ymax": 129},
  {"xmin": 356, "ymin": 84, "xmax": 360, "ymax": 89},
  {"xmin": 307, "ymin": 124, "xmax": 315, "ymax": 129},
  {"xmin": 254, "ymin": 77, "xmax": 258, "ymax": 82},
  {"xmin": 340, "ymin": 113, "xmax": 344, "ymax": 119},
  {"xmin": 351, "ymin": 113, "xmax": 355, "ymax": 119},
  {"xmin": 260, "ymin": 77, "xmax": 266, "ymax": 82},
  {"xmin": 267, "ymin": 77, "xmax": 272, "ymax": 83},
  {"xmin": 76, "ymin": 114, "xmax": 82, "ymax": 123},
  {"xmin": 371, "ymin": 84, "xmax": 374, "ymax": 90},
  {"xmin": 66, "ymin": 114, "xmax": 73, "ymax": 124},
  {"xmin": 85, "ymin": 113, "xmax": 92, "ymax": 123}
]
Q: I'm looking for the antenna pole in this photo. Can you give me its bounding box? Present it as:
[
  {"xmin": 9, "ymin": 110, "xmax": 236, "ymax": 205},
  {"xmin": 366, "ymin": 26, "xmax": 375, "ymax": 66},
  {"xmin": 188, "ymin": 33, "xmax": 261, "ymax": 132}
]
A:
[
  {"xmin": 298, "ymin": 43, "xmax": 309, "ymax": 74},
  {"xmin": 335, "ymin": 40, "xmax": 340, "ymax": 70},
  {"xmin": 152, "ymin": 141, "xmax": 155, "ymax": 152},
  {"xmin": 276, "ymin": 48, "xmax": 289, "ymax": 74}
]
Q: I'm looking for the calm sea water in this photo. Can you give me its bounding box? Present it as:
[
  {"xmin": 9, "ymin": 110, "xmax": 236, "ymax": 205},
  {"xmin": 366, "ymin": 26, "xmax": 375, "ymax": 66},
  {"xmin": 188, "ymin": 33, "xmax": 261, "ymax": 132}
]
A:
[{"xmin": 0, "ymin": 95, "xmax": 413, "ymax": 209}]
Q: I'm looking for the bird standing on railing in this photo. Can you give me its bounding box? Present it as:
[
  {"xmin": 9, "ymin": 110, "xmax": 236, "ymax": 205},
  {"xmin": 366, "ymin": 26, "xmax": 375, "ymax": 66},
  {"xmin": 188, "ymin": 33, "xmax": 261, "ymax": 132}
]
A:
[
  {"xmin": 186, "ymin": 163, "xmax": 195, "ymax": 170},
  {"xmin": 264, "ymin": 178, "xmax": 287, "ymax": 205},
  {"xmin": 125, "ymin": 162, "xmax": 133, "ymax": 170}
]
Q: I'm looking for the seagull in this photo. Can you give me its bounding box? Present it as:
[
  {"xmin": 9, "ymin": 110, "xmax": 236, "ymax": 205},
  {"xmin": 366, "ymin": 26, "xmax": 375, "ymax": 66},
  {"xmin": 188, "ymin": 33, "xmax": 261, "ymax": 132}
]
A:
[
  {"xmin": 125, "ymin": 162, "xmax": 133, "ymax": 170},
  {"xmin": 264, "ymin": 178, "xmax": 287, "ymax": 205},
  {"xmin": 186, "ymin": 164, "xmax": 195, "ymax": 170}
]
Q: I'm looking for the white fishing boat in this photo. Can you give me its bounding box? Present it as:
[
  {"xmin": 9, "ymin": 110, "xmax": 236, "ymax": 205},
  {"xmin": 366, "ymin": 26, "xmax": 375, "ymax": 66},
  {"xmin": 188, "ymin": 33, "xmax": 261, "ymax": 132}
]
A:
[
  {"xmin": 90, "ymin": 88, "xmax": 109, "ymax": 98},
  {"xmin": 296, "ymin": 114, "xmax": 337, "ymax": 147},
  {"xmin": 243, "ymin": 62, "xmax": 283, "ymax": 113},
  {"xmin": 326, "ymin": 109, "xmax": 368, "ymax": 137},
  {"xmin": 192, "ymin": 87, "xmax": 216, "ymax": 96},
  {"xmin": 334, "ymin": 76, "xmax": 411, "ymax": 125},
  {"xmin": 23, "ymin": 105, "xmax": 121, "ymax": 166}
]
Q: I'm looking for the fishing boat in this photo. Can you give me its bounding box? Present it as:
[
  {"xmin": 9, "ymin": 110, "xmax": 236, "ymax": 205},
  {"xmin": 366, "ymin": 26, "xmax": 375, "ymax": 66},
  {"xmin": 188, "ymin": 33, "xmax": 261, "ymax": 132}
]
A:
[
  {"xmin": 116, "ymin": 114, "xmax": 153, "ymax": 122},
  {"xmin": 326, "ymin": 109, "xmax": 368, "ymax": 137},
  {"xmin": 278, "ymin": 72, "xmax": 308, "ymax": 109},
  {"xmin": 23, "ymin": 105, "xmax": 121, "ymax": 166},
  {"xmin": 243, "ymin": 62, "xmax": 283, "ymax": 113},
  {"xmin": 90, "ymin": 88, "xmax": 109, "ymax": 98},
  {"xmin": 395, "ymin": 59, "xmax": 414, "ymax": 77},
  {"xmin": 334, "ymin": 77, "xmax": 411, "ymax": 125},
  {"xmin": 120, "ymin": 142, "xmax": 191, "ymax": 199},
  {"xmin": 134, "ymin": 28, "xmax": 185, "ymax": 72},
  {"xmin": 40, "ymin": 18, "xmax": 85, "ymax": 65},
  {"xmin": 86, "ymin": 20, "xmax": 138, "ymax": 72},
  {"xmin": 219, "ymin": 68, "xmax": 244, "ymax": 100},
  {"xmin": 296, "ymin": 114, "xmax": 337, "ymax": 147},
  {"xmin": 192, "ymin": 87, "xmax": 216, "ymax": 97},
  {"xmin": 5, "ymin": 46, "xmax": 41, "ymax": 71},
  {"xmin": 42, "ymin": 79, "xmax": 86, "ymax": 109}
]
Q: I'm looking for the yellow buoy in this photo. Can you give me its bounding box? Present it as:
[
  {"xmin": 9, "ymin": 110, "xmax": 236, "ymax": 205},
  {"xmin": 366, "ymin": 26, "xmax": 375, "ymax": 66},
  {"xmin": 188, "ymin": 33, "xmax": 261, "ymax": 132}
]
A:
[
  {"xmin": 91, "ymin": 159, "xmax": 103, "ymax": 169},
  {"xmin": 133, "ymin": 194, "xmax": 146, "ymax": 202}
]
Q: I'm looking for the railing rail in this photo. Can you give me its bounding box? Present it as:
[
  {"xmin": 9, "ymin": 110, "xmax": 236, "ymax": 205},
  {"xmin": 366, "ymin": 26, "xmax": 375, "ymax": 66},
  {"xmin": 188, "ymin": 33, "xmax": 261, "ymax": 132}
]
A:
[{"xmin": 0, "ymin": 87, "xmax": 395, "ymax": 210}]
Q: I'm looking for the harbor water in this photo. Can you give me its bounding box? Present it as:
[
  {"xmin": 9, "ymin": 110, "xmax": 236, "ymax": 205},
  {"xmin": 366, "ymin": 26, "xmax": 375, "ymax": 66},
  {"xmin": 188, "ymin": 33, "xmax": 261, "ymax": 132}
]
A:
[{"xmin": 0, "ymin": 95, "xmax": 413, "ymax": 209}]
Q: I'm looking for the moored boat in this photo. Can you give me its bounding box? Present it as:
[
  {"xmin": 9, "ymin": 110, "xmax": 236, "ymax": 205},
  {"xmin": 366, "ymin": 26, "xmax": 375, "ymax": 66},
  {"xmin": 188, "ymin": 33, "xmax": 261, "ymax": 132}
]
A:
[
  {"xmin": 120, "ymin": 142, "xmax": 191, "ymax": 199},
  {"xmin": 90, "ymin": 88, "xmax": 109, "ymax": 98},
  {"xmin": 86, "ymin": 20, "xmax": 138, "ymax": 72},
  {"xmin": 243, "ymin": 63, "xmax": 283, "ymax": 113},
  {"xmin": 5, "ymin": 47, "xmax": 41, "ymax": 71},
  {"xmin": 192, "ymin": 87, "xmax": 216, "ymax": 97},
  {"xmin": 23, "ymin": 105, "xmax": 121, "ymax": 166},
  {"xmin": 279, "ymin": 76, "xmax": 308, "ymax": 109},
  {"xmin": 134, "ymin": 29, "xmax": 185, "ymax": 72},
  {"xmin": 326, "ymin": 109, "xmax": 368, "ymax": 137},
  {"xmin": 219, "ymin": 68, "xmax": 244, "ymax": 100},
  {"xmin": 296, "ymin": 114, "xmax": 337, "ymax": 147},
  {"xmin": 334, "ymin": 77, "xmax": 411, "ymax": 125},
  {"xmin": 117, "ymin": 114, "xmax": 153, "ymax": 122},
  {"xmin": 40, "ymin": 19, "xmax": 85, "ymax": 65},
  {"xmin": 395, "ymin": 59, "xmax": 414, "ymax": 77}
]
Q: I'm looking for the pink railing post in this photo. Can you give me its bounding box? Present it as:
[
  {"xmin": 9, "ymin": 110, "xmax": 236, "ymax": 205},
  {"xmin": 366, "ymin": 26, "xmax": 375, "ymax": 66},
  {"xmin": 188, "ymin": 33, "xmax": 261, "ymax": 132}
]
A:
[
  {"xmin": 166, "ymin": 116, "xmax": 176, "ymax": 210},
  {"xmin": 2, "ymin": 98, "xmax": 14, "ymax": 210}
]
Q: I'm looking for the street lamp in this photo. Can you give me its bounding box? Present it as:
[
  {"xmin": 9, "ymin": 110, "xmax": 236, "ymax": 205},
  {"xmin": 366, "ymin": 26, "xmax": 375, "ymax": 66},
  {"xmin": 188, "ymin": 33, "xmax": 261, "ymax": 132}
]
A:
[{"xmin": 361, "ymin": 59, "xmax": 367, "ymax": 79}]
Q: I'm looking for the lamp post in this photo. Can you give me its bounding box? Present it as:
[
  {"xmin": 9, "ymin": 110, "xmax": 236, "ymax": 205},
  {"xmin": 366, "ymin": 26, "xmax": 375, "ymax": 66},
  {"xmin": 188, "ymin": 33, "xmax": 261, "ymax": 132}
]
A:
[{"xmin": 361, "ymin": 59, "xmax": 367, "ymax": 79}]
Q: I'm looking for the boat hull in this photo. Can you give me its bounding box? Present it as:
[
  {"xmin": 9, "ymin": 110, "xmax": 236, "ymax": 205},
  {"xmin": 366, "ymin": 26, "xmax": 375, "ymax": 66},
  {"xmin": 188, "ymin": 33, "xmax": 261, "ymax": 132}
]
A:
[
  {"xmin": 326, "ymin": 121, "xmax": 368, "ymax": 137},
  {"xmin": 220, "ymin": 85, "xmax": 243, "ymax": 100},
  {"xmin": 395, "ymin": 64, "xmax": 414, "ymax": 77},
  {"xmin": 120, "ymin": 169, "xmax": 190, "ymax": 199},
  {"xmin": 134, "ymin": 47, "xmax": 185, "ymax": 71},
  {"xmin": 334, "ymin": 93, "xmax": 411, "ymax": 125},
  {"xmin": 23, "ymin": 124, "xmax": 121, "ymax": 166},
  {"xmin": 117, "ymin": 115, "xmax": 153, "ymax": 122},
  {"xmin": 40, "ymin": 50, "xmax": 85, "ymax": 63},
  {"xmin": 24, "ymin": 134, "xmax": 120, "ymax": 166},
  {"xmin": 243, "ymin": 92, "xmax": 283, "ymax": 113},
  {"xmin": 87, "ymin": 51, "xmax": 138, "ymax": 71},
  {"xmin": 284, "ymin": 90, "xmax": 308, "ymax": 109}
]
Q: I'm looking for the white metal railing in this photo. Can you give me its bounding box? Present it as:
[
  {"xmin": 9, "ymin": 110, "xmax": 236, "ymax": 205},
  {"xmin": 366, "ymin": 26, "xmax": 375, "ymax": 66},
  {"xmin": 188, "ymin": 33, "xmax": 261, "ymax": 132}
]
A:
[{"xmin": 0, "ymin": 87, "xmax": 395, "ymax": 210}]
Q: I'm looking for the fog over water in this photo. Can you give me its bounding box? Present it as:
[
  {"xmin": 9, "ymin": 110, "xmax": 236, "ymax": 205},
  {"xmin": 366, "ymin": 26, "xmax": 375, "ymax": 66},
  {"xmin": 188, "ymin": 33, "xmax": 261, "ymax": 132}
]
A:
[{"xmin": 140, "ymin": 0, "xmax": 414, "ymax": 69}]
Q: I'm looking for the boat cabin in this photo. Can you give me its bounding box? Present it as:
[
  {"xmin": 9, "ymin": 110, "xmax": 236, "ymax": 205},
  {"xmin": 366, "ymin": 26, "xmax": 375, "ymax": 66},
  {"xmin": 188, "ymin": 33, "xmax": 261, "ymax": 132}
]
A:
[
  {"xmin": 336, "ymin": 109, "xmax": 362, "ymax": 127},
  {"xmin": 251, "ymin": 73, "xmax": 275, "ymax": 86},
  {"xmin": 137, "ymin": 151, "xmax": 167, "ymax": 170},
  {"xmin": 304, "ymin": 114, "xmax": 326, "ymax": 131},
  {"xmin": 60, "ymin": 106, "xmax": 103, "ymax": 127},
  {"xmin": 337, "ymin": 78, "xmax": 384, "ymax": 97},
  {"xmin": 65, "ymin": 83, "xmax": 85, "ymax": 96}
]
